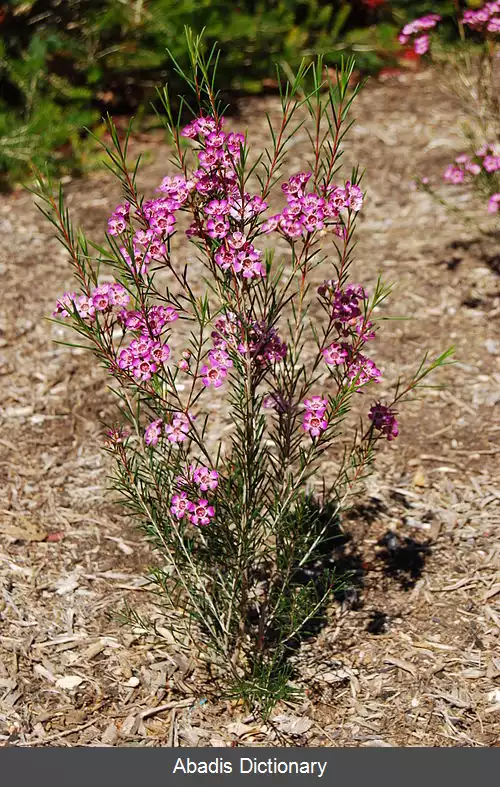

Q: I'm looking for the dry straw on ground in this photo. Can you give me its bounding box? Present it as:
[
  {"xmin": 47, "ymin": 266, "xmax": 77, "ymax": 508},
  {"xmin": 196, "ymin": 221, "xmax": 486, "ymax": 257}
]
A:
[{"xmin": 0, "ymin": 70, "xmax": 499, "ymax": 747}]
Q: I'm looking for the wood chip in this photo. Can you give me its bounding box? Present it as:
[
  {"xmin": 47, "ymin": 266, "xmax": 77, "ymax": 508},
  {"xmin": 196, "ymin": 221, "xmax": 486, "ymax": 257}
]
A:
[
  {"xmin": 55, "ymin": 675, "xmax": 84, "ymax": 690},
  {"xmin": 272, "ymin": 714, "xmax": 313, "ymax": 736},
  {"xmin": 384, "ymin": 657, "xmax": 418, "ymax": 678}
]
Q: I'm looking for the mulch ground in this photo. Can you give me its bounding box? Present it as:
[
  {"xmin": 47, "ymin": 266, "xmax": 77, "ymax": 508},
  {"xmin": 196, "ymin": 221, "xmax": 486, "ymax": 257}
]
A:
[{"xmin": 0, "ymin": 69, "xmax": 499, "ymax": 747}]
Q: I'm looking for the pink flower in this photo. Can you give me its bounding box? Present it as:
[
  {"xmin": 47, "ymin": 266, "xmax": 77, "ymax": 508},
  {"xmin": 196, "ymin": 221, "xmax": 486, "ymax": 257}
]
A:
[
  {"xmin": 149, "ymin": 213, "xmax": 176, "ymax": 238},
  {"xmin": 180, "ymin": 120, "xmax": 198, "ymax": 139},
  {"xmin": 226, "ymin": 132, "xmax": 245, "ymax": 153},
  {"xmin": 208, "ymin": 348, "xmax": 233, "ymax": 368},
  {"xmin": 193, "ymin": 466, "xmax": 219, "ymax": 491},
  {"xmin": 248, "ymin": 195, "xmax": 268, "ymax": 215},
  {"xmin": 107, "ymin": 203, "xmax": 130, "ymax": 236},
  {"xmin": 76, "ymin": 295, "xmax": 95, "ymax": 320},
  {"xmin": 132, "ymin": 358, "xmax": 158, "ymax": 381},
  {"xmin": 226, "ymin": 231, "xmax": 247, "ymax": 250},
  {"xmin": 282, "ymin": 172, "xmax": 311, "ymax": 199},
  {"xmin": 279, "ymin": 217, "xmax": 304, "ymax": 238},
  {"xmin": 120, "ymin": 310, "xmax": 143, "ymax": 331},
  {"xmin": 204, "ymin": 199, "xmax": 230, "ymax": 216},
  {"xmin": 483, "ymin": 155, "xmax": 500, "ymax": 173},
  {"xmin": 108, "ymin": 216, "xmax": 127, "ymax": 235},
  {"xmin": 91, "ymin": 285, "xmax": 111, "ymax": 311},
  {"xmin": 206, "ymin": 131, "xmax": 226, "ymax": 148},
  {"xmin": 414, "ymin": 34, "xmax": 430, "ymax": 55},
  {"xmin": 110, "ymin": 282, "xmax": 130, "ymax": 307},
  {"xmin": 156, "ymin": 175, "xmax": 194, "ymax": 202},
  {"xmin": 129, "ymin": 337, "xmax": 153, "ymax": 358},
  {"xmin": 322, "ymin": 342, "xmax": 349, "ymax": 365},
  {"xmin": 117, "ymin": 347, "xmax": 134, "ymax": 370},
  {"xmin": 303, "ymin": 396, "xmax": 328, "ymax": 415},
  {"xmin": 165, "ymin": 421, "xmax": 189, "ymax": 443},
  {"xmin": 200, "ymin": 364, "xmax": 228, "ymax": 388},
  {"xmin": 443, "ymin": 165, "xmax": 465, "ymax": 184},
  {"xmin": 261, "ymin": 215, "xmax": 280, "ymax": 234},
  {"xmin": 206, "ymin": 218, "xmax": 230, "ymax": 239},
  {"xmin": 171, "ymin": 492, "xmax": 195, "ymax": 520},
  {"xmin": 189, "ymin": 499, "xmax": 215, "ymax": 526},
  {"xmin": 196, "ymin": 116, "xmax": 219, "ymax": 136},
  {"xmin": 465, "ymin": 162, "xmax": 481, "ymax": 176},
  {"xmin": 233, "ymin": 248, "xmax": 265, "ymax": 279},
  {"xmin": 345, "ymin": 181, "xmax": 364, "ymax": 212},
  {"xmin": 165, "ymin": 412, "xmax": 194, "ymax": 443},
  {"xmin": 53, "ymin": 291, "xmax": 78, "ymax": 318},
  {"xmin": 462, "ymin": 5, "xmax": 498, "ymax": 31},
  {"xmin": 323, "ymin": 283, "xmax": 367, "ymax": 327},
  {"xmin": 302, "ymin": 212, "xmax": 324, "ymax": 232},
  {"xmin": 145, "ymin": 419, "xmax": 163, "ymax": 446},
  {"xmin": 149, "ymin": 341, "xmax": 170, "ymax": 365},
  {"xmin": 215, "ymin": 246, "xmax": 236, "ymax": 270},
  {"xmin": 327, "ymin": 186, "xmax": 350, "ymax": 212},
  {"xmin": 346, "ymin": 355, "xmax": 382, "ymax": 388},
  {"xmin": 488, "ymin": 193, "xmax": 500, "ymax": 213},
  {"xmin": 302, "ymin": 411, "xmax": 328, "ymax": 438}
]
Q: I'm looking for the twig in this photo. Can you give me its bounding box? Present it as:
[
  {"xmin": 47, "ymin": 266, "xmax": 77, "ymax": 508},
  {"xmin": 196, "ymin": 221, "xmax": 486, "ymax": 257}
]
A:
[
  {"xmin": 167, "ymin": 709, "xmax": 177, "ymax": 747},
  {"xmin": 140, "ymin": 698, "xmax": 193, "ymax": 720},
  {"xmin": 18, "ymin": 718, "xmax": 98, "ymax": 746}
]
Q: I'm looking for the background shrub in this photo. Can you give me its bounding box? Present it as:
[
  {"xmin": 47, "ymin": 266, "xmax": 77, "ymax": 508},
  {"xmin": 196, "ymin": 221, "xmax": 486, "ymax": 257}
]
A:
[{"xmin": 0, "ymin": 1, "xmax": 473, "ymax": 186}]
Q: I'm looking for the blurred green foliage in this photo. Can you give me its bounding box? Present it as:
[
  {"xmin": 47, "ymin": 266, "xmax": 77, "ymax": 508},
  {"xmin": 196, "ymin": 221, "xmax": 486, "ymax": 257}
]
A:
[{"xmin": 0, "ymin": 1, "xmax": 471, "ymax": 186}]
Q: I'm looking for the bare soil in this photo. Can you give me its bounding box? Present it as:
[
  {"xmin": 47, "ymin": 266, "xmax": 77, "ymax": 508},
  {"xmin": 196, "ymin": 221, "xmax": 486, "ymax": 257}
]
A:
[{"xmin": 0, "ymin": 69, "xmax": 499, "ymax": 747}]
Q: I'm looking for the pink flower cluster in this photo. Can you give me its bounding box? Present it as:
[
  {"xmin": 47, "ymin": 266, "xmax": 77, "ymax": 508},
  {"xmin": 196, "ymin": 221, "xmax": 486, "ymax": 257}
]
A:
[
  {"xmin": 170, "ymin": 494, "xmax": 215, "ymax": 526},
  {"xmin": 170, "ymin": 461, "xmax": 219, "ymax": 526},
  {"xmin": 322, "ymin": 342, "xmax": 380, "ymax": 385},
  {"xmin": 398, "ymin": 14, "xmax": 441, "ymax": 55},
  {"xmin": 181, "ymin": 117, "xmax": 248, "ymax": 212},
  {"xmin": 179, "ymin": 114, "xmax": 270, "ymax": 278},
  {"xmin": 54, "ymin": 281, "xmax": 129, "ymax": 320},
  {"xmin": 144, "ymin": 411, "xmax": 195, "ymax": 446},
  {"xmin": 347, "ymin": 353, "xmax": 382, "ymax": 386},
  {"xmin": 319, "ymin": 282, "xmax": 381, "ymax": 390},
  {"xmin": 117, "ymin": 335, "xmax": 171, "ymax": 381},
  {"xmin": 107, "ymin": 202, "xmax": 130, "ymax": 235},
  {"xmin": 214, "ymin": 231, "xmax": 265, "ymax": 279},
  {"xmin": 107, "ymin": 176, "xmax": 196, "ymax": 276},
  {"xmin": 261, "ymin": 173, "xmax": 362, "ymax": 240},
  {"xmin": 211, "ymin": 313, "xmax": 287, "ymax": 371},
  {"xmin": 118, "ymin": 304, "xmax": 178, "ymax": 337},
  {"xmin": 318, "ymin": 279, "xmax": 385, "ymax": 428},
  {"xmin": 444, "ymin": 146, "xmax": 500, "ymax": 185},
  {"xmin": 115, "ymin": 305, "xmax": 179, "ymax": 383},
  {"xmin": 462, "ymin": 2, "xmax": 500, "ymax": 33},
  {"xmin": 176, "ymin": 464, "xmax": 219, "ymax": 491},
  {"xmin": 318, "ymin": 282, "xmax": 374, "ymax": 340},
  {"xmin": 368, "ymin": 402, "xmax": 399, "ymax": 441},
  {"xmin": 444, "ymin": 146, "xmax": 500, "ymax": 212},
  {"xmin": 478, "ymin": 144, "xmax": 500, "ymax": 173},
  {"xmin": 302, "ymin": 396, "xmax": 328, "ymax": 439},
  {"xmin": 199, "ymin": 313, "xmax": 286, "ymax": 390},
  {"xmin": 200, "ymin": 345, "xmax": 233, "ymax": 389}
]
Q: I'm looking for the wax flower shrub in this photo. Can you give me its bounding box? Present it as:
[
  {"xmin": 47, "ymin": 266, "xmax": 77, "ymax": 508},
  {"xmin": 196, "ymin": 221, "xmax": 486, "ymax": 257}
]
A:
[
  {"xmin": 398, "ymin": 3, "xmax": 500, "ymax": 219},
  {"xmin": 37, "ymin": 33, "xmax": 451, "ymax": 716}
]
